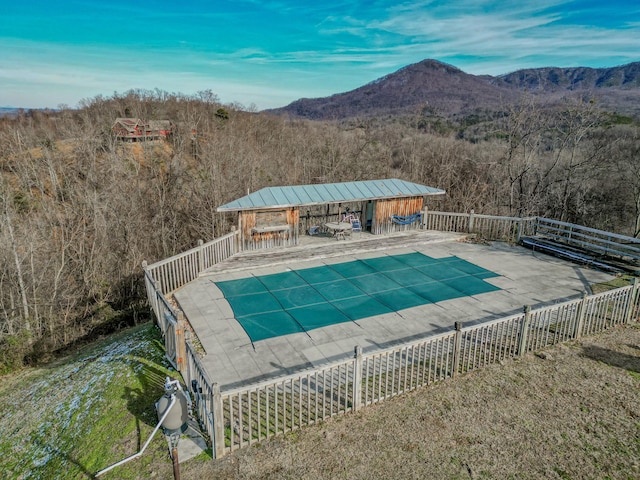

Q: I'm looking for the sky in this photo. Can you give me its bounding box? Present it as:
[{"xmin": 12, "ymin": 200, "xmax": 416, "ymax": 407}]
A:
[{"xmin": 1, "ymin": 0, "xmax": 639, "ymax": 110}]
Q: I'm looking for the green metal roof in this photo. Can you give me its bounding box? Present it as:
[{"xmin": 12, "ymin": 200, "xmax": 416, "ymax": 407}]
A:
[{"xmin": 217, "ymin": 179, "xmax": 445, "ymax": 212}]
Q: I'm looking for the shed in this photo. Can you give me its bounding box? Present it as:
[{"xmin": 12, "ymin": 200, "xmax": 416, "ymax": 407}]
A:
[{"xmin": 217, "ymin": 179, "xmax": 445, "ymax": 249}]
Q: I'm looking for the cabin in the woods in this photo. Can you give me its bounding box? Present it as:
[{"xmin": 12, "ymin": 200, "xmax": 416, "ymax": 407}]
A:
[
  {"xmin": 112, "ymin": 118, "xmax": 174, "ymax": 141},
  {"xmin": 217, "ymin": 179, "xmax": 446, "ymax": 250}
]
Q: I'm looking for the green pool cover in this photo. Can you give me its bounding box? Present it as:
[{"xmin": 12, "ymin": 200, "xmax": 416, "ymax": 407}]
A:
[{"xmin": 215, "ymin": 252, "xmax": 500, "ymax": 342}]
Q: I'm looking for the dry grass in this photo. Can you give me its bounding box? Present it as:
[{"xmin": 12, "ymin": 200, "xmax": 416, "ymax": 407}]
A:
[{"xmin": 182, "ymin": 324, "xmax": 640, "ymax": 480}]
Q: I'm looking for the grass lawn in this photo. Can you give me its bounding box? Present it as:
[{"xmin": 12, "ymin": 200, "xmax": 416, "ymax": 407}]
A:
[
  {"xmin": 2, "ymin": 307, "xmax": 639, "ymax": 479},
  {"xmin": 0, "ymin": 323, "xmax": 205, "ymax": 479}
]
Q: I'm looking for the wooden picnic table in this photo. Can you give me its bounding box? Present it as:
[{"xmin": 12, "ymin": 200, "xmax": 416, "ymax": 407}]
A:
[{"xmin": 325, "ymin": 222, "xmax": 352, "ymax": 240}]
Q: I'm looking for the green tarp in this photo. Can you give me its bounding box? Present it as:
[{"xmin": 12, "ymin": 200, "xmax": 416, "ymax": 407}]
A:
[{"xmin": 215, "ymin": 252, "xmax": 501, "ymax": 343}]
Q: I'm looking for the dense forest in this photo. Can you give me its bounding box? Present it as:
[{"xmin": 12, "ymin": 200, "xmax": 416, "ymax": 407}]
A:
[{"xmin": 0, "ymin": 89, "xmax": 638, "ymax": 371}]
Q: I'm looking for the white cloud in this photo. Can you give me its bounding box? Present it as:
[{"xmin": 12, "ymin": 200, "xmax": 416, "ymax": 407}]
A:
[{"xmin": 2, "ymin": 1, "xmax": 639, "ymax": 109}]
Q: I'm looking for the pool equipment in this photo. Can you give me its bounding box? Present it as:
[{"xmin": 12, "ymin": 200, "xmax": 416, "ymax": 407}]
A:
[{"xmin": 96, "ymin": 377, "xmax": 190, "ymax": 478}]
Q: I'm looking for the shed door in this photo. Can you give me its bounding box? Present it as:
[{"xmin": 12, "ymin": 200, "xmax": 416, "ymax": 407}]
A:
[{"xmin": 365, "ymin": 201, "xmax": 374, "ymax": 231}]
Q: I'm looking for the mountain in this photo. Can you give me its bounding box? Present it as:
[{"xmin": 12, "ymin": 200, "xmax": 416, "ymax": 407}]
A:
[
  {"xmin": 0, "ymin": 107, "xmax": 20, "ymax": 117},
  {"xmin": 267, "ymin": 60, "xmax": 640, "ymax": 120},
  {"xmin": 496, "ymin": 63, "xmax": 640, "ymax": 91}
]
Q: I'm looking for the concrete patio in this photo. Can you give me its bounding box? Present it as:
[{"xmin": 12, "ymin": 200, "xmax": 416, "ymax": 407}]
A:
[{"xmin": 173, "ymin": 230, "xmax": 614, "ymax": 391}]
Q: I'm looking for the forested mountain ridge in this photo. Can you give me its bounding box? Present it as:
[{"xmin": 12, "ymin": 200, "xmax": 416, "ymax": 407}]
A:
[
  {"xmin": 496, "ymin": 62, "xmax": 640, "ymax": 90},
  {"xmin": 0, "ymin": 85, "xmax": 639, "ymax": 371},
  {"xmin": 267, "ymin": 59, "xmax": 640, "ymax": 120}
]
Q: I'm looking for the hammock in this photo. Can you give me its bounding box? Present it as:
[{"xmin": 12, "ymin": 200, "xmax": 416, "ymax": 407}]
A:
[{"xmin": 391, "ymin": 212, "xmax": 423, "ymax": 225}]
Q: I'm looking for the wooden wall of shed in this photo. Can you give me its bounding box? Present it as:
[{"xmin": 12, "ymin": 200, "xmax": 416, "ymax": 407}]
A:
[
  {"xmin": 239, "ymin": 208, "xmax": 299, "ymax": 250},
  {"xmin": 373, "ymin": 197, "xmax": 424, "ymax": 234},
  {"xmin": 239, "ymin": 211, "xmax": 257, "ymax": 240},
  {"xmin": 286, "ymin": 208, "xmax": 300, "ymax": 229}
]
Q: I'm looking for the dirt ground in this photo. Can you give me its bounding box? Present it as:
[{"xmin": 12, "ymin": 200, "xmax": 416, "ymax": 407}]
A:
[{"xmin": 182, "ymin": 324, "xmax": 640, "ymax": 480}]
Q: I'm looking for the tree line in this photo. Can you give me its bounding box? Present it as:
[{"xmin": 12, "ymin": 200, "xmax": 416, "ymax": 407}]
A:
[{"xmin": 0, "ymin": 89, "xmax": 637, "ymax": 371}]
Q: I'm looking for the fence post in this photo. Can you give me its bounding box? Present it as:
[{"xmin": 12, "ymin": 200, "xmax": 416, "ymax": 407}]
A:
[
  {"xmin": 154, "ymin": 285, "xmax": 164, "ymax": 332},
  {"xmin": 212, "ymin": 383, "xmax": 225, "ymax": 459},
  {"xmin": 452, "ymin": 322, "xmax": 463, "ymax": 378},
  {"xmin": 518, "ymin": 306, "xmax": 531, "ymax": 355},
  {"xmin": 421, "ymin": 206, "xmax": 428, "ymax": 229},
  {"xmin": 197, "ymin": 239, "xmax": 204, "ymax": 273},
  {"xmin": 176, "ymin": 311, "xmax": 188, "ymax": 379},
  {"xmin": 353, "ymin": 346, "xmax": 362, "ymax": 411},
  {"xmin": 626, "ymin": 278, "xmax": 640, "ymax": 324},
  {"xmin": 516, "ymin": 218, "xmax": 523, "ymax": 243},
  {"xmin": 231, "ymin": 226, "xmax": 239, "ymax": 253},
  {"xmin": 574, "ymin": 291, "xmax": 588, "ymax": 339},
  {"xmin": 468, "ymin": 210, "xmax": 475, "ymax": 233}
]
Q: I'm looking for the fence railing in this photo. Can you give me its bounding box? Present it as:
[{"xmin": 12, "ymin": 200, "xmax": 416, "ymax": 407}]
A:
[
  {"xmin": 183, "ymin": 280, "xmax": 638, "ymax": 457},
  {"xmin": 185, "ymin": 342, "xmax": 217, "ymax": 453},
  {"xmin": 142, "ymin": 212, "xmax": 639, "ymax": 458},
  {"xmin": 144, "ymin": 231, "xmax": 239, "ymax": 297},
  {"xmin": 143, "ymin": 232, "xmax": 239, "ymax": 373},
  {"xmin": 143, "ymin": 269, "xmax": 180, "ymax": 368},
  {"xmin": 535, "ymin": 217, "xmax": 640, "ymax": 262},
  {"xmin": 423, "ymin": 210, "xmax": 537, "ymax": 243}
]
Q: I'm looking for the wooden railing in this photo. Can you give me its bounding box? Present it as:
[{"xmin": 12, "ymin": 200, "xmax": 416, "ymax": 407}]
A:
[
  {"xmin": 535, "ymin": 218, "xmax": 640, "ymax": 262},
  {"xmin": 143, "ymin": 269, "xmax": 180, "ymax": 368},
  {"xmin": 143, "ymin": 231, "xmax": 239, "ymax": 374},
  {"xmin": 143, "ymin": 231, "xmax": 239, "ymax": 297},
  {"xmin": 143, "ymin": 212, "xmax": 639, "ymax": 458},
  {"xmin": 183, "ymin": 280, "xmax": 638, "ymax": 458},
  {"xmin": 423, "ymin": 210, "xmax": 537, "ymax": 243},
  {"xmin": 185, "ymin": 342, "xmax": 218, "ymax": 454}
]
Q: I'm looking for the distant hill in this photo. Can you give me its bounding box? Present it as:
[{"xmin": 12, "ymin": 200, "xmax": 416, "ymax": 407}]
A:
[
  {"xmin": 266, "ymin": 60, "xmax": 640, "ymax": 120},
  {"xmin": 495, "ymin": 63, "xmax": 640, "ymax": 90},
  {"xmin": 0, "ymin": 107, "xmax": 20, "ymax": 117}
]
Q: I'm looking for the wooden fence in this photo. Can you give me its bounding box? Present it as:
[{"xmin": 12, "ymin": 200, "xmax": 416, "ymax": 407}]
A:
[
  {"xmin": 143, "ymin": 269, "xmax": 180, "ymax": 369},
  {"xmin": 535, "ymin": 217, "xmax": 640, "ymax": 262},
  {"xmin": 182, "ymin": 280, "xmax": 639, "ymax": 458},
  {"xmin": 141, "ymin": 212, "xmax": 639, "ymax": 458},
  {"xmin": 143, "ymin": 231, "xmax": 239, "ymax": 298},
  {"xmin": 423, "ymin": 210, "xmax": 537, "ymax": 243},
  {"xmin": 143, "ymin": 231, "xmax": 239, "ymax": 372}
]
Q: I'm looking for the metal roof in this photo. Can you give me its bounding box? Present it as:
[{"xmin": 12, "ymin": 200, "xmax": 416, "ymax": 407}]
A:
[{"xmin": 217, "ymin": 178, "xmax": 445, "ymax": 212}]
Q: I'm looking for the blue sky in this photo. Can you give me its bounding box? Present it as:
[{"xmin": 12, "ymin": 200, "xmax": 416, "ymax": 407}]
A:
[{"xmin": 1, "ymin": 0, "xmax": 638, "ymax": 110}]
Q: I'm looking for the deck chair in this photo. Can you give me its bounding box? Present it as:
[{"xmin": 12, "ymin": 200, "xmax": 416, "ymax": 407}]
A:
[{"xmin": 351, "ymin": 219, "xmax": 362, "ymax": 233}]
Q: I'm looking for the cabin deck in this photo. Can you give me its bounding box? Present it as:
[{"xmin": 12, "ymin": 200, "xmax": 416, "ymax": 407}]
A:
[{"xmin": 173, "ymin": 230, "xmax": 613, "ymax": 391}]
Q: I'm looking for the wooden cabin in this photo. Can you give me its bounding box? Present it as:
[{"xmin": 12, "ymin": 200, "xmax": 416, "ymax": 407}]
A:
[
  {"xmin": 112, "ymin": 118, "xmax": 174, "ymax": 141},
  {"xmin": 217, "ymin": 179, "xmax": 445, "ymax": 250}
]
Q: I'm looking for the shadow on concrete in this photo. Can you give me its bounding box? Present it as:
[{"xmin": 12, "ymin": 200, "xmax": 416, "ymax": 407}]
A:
[{"xmin": 573, "ymin": 265, "xmax": 593, "ymax": 294}]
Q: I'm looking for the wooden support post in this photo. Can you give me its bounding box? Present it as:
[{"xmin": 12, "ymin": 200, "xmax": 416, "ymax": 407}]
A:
[
  {"xmin": 212, "ymin": 383, "xmax": 225, "ymax": 459},
  {"xmin": 231, "ymin": 225, "xmax": 239, "ymax": 253},
  {"xmin": 468, "ymin": 210, "xmax": 475, "ymax": 233},
  {"xmin": 452, "ymin": 322, "xmax": 463, "ymax": 378},
  {"xmin": 574, "ymin": 291, "xmax": 588, "ymax": 339},
  {"xmin": 154, "ymin": 283, "xmax": 164, "ymax": 330},
  {"xmin": 353, "ymin": 346, "xmax": 362, "ymax": 412},
  {"xmin": 626, "ymin": 278, "xmax": 640, "ymax": 324},
  {"xmin": 176, "ymin": 311, "xmax": 188, "ymax": 380},
  {"xmin": 197, "ymin": 239, "xmax": 204, "ymax": 273},
  {"xmin": 516, "ymin": 218, "xmax": 523, "ymax": 243},
  {"xmin": 518, "ymin": 306, "xmax": 531, "ymax": 356}
]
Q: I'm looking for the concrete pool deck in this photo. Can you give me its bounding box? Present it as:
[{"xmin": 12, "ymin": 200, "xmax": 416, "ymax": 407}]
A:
[{"xmin": 173, "ymin": 231, "xmax": 614, "ymax": 391}]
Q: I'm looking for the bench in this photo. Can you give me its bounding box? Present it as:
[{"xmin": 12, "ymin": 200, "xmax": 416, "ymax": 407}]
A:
[{"xmin": 251, "ymin": 225, "xmax": 290, "ymax": 234}]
